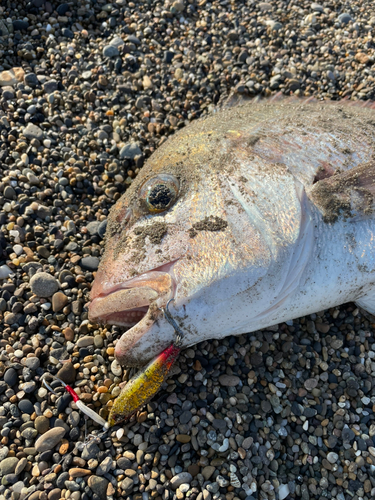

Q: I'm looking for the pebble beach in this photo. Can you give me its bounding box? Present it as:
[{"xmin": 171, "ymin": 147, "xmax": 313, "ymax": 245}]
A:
[{"xmin": 1, "ymin": 1, "xmax": 375, "ymax": 500}]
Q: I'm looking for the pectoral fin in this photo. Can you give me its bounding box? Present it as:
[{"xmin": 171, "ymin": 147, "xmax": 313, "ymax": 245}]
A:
[{"xmin": 308, "ymin": 161, "xmax": 375, "ymax": 223}]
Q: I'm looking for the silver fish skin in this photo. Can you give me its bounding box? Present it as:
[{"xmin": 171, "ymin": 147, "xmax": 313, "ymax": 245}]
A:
[{"xmin": 89, "ymin": 99, "xmax": 375, "ymax": 366}]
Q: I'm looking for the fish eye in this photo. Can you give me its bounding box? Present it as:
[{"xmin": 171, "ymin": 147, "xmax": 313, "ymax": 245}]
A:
[{"xmin": 139, "ymin": 174, "xmax": 179, "ymax": 214}]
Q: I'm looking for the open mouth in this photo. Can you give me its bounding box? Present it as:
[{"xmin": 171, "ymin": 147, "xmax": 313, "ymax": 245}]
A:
[{"xmin": 88, "ymin": 261, "xmax": 177, "ymax": 328}]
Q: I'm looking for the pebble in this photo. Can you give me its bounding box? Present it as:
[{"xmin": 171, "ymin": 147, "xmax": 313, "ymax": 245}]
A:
[
  {"xmin": 23, "ymin": 123, "xmax": 43, "ymax": 140},
  {"xmin": 119, "ymin": 142, "xmax": 142, "ymax": 159},
  {"xmin": 103, "ymin": 45, "xmax": 119, "ymax": 58},
  {"xmin": 170, "ymin": 472, "xmax": 193, "ymax": 489},
  {"xmin": 30, "ymin": 273, "xmax": 59, "ymax": 297},
  {"xmin": 35, "ymin": 427, "xmax": 66, "ymax": 452},
  {"xmin": 218, "ymin": 374, "xmax": 240, "ymax": 386},
  {"xmin": 0, "ymin": 457, "xmax": 19, "ymax": 475}
]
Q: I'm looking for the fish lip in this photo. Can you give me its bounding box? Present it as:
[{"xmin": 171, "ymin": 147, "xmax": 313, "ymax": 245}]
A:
[{"xmin": 88, "ymin": 260, "xmax": 177, "ymax": 326}]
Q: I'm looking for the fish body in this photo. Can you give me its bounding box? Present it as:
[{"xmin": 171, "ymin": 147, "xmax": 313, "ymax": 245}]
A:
[{"xmin": 89, "ymin": 99, "xmax": 375, "ymax": 366}]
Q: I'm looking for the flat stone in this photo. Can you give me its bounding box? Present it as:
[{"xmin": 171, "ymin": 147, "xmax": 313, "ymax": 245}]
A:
[
  {"xmin": 34, "ymin": 416, "xmax": 50, "ymax": 434},
  {"xmin": 56, "ymin": 362, "xmax": 76, "ymax": 384},
  {"xmin": 0, "ymin": 67, "xmax": 25, "ymax": 87},
  {"xmin": 0, "ymin": 457, "xmax": 19, "ymax": 475},
  {"xmin": 338, "ymin": 13, "xmax": 352, "ymax": 24},
  {"xmin": 96, "ymin": 456, "xmax": 112, "ymax": 475},
  {"xmin": 81, "ymin": 256, "xmax": 99, "ymax": 271},
  {"xmin": 103, "ymin": 45, "xmax": 119, "ymax": 58},
  {"xmin": 69, "ymin": 468, "xmax": 91, "ymax": 477},
  {"xmin": 43, "ymin": 80, "xmax": 58, "ymax": 93},
  {"xmin": 35, "ymin": 427, "xmax": 66, "ymax": 452},
  {"xmin": 23, "ymin": 123, "xmax": 43, "ymax": 141},
  {"xmin": 52, "ymin": 291, "xmax": 69, "ymax": 312},
  {"xmin": 119, "ymin": 142, "xmax": 142, "ymax": 159},
  {"xmin": 24, "ymin": 73, "xmax": 39, "ymax": 87},
  {"xmin": 170, "ymin": 472, "xmax": 192, "ymax": 489},
  {"xmin": 88, "ymin": 475, "xmax": 108, "ymax": 499},
  {"xmin": 218, "ymin": 374, "xmax": 240, "ymax": 387},
  {"xmin": 30, "ymin": 272, "xmax": 59, "ymax": 297},
  {"xmin": 13, "ymin": 20, "xmax": 29, "ymax": 31},
  {"xmin": 4, "ymin": 368, "xmax": 17, "ymax": 386},
  {"xmin": 202, "ymin": 466, "xmax": 215, "ymax": 481}
]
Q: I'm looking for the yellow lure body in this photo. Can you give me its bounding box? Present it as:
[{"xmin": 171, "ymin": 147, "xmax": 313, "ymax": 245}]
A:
[{"xmin": 108, "ymin": 344, "xmax": 180, "ymax": 426}]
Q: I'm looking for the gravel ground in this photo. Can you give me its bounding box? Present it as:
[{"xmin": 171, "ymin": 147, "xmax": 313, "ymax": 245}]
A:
[{"xmin": 1, "ymin": 1, "xmax": 375, "ymax": 500}]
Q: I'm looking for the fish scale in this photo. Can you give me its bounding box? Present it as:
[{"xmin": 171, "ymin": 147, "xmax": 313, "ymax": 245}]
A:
[{"xmin": 90, "ymin": 99, "xmax": 375, "ymax": 368}]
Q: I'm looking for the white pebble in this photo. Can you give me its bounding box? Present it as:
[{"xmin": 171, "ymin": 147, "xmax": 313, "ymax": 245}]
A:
[
  {"xmin": 13, "ymin": 244, "xmax": 23, "ymax": 256},
  {"xmin": 0, "ymin": 265, "xmax": 14, "ymax": 279},
  {"xmin": 278, "ymin": 484, "xmax": 290, "ymax": 500}
]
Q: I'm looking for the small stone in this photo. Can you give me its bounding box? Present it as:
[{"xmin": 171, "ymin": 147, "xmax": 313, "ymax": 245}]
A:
[
  {"xmin": 24, "ymin": 73, "xmax": 39, "ymax": 87},
  {"xmin": 35, "ymin": 427, "xmax": 66, "ymax": 452},
  {"xmin": 327, "ymin": 452, "xmax": 339, "ymax": 464},
  {"xmin": 0, "ymin": 67, "xmax": 25, "ymax": 87},
  {"xmin": 338, "ymin": 13, "xmax": 352, "ymax": 24},
  {"xmin": 96, "ymin": 457, "xmax": 112, "ymax": 475},
  {"xmin": 88, "ymin": 476, "xmax": 108, "ymax": 499},
  {"xmin": 170, "ymin": 473, "xmax": 193, "ymax": 489},
  {"xmin": 0, "ymin": 457, "xmax": 19, "ymax": 475},
  {"xmin": 77, "ymin": 336, "xmax": 94, "ymax": 348},
  {"xmin": 15, "ymin": 457, "xmax": 28, "ymax": 476},
  {"xmin": 202, "ymin": 466, "xmax": 215, "ymax": 480},
  {"xmin": 81, "ymin": 256, "xmax": 99, "ymax": 271},
  {"xmin": 18, "ymin": 399, "xmax": 34, "ymax": 414},
  {"xmin": 52, "ymin": 291, "xmax": 69, "ymax": 312},
  {"xmin": 56, "ymin": 362, "xmax": 76, "ymax": 384},
  {"xmin": 304, "ymin": 378, "xmax": 318, "ymax": 391},
  {"xmin": 43, "ymin": 80, "xmax": 58, "ymax": 93},
  {"xmin": 69, "ymin": 468, "xmax": 91, "ymax": 477},
  {"xmin": 13, "ymin": 20, "xmax": 29, "ymax": 31},
  {"xmin": 34, "ymin": 416, "xmax": 50, "ymax": 434},
  {"xmin": 218, "ymin": 375, "xmax": 240, "ymax": 387},
  {"xmin": 103, "ymin": 45, "xmax": 119, "ymax": 58},
  {"xmin": 119, "ymin": 142, "xmax": 142, "ymax": 159},
  {"xmin": 30, "ymin": 272, "xmax": 59, "ymax": 297},
  {"xmin": 4, "ymin": 368, "xmax": 18, "ymax": 386},
  {"xmin": 4, "ymin": 186, "xmax": 16, "ymax": 199},
  {"xmin": 355, "ymin": 52, "xmax": 371, "ymax": 64}
]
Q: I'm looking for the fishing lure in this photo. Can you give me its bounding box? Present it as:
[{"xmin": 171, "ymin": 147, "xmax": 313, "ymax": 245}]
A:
[
  {"xmin": 42, "ymin": 301, "xmax": 183, "ymax": 429},
  {"xmin": 42, "ymin": 374, "xmax": 109, "ymax": 430},
  {"xmin": 107, "ymin": 299, "xmax": 183, "ymax": 426}
]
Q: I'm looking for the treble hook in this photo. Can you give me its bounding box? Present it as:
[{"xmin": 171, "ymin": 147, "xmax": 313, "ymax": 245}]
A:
[{"xmin": 161, "ymin": 299, "xmax": 185, "ymax": 347}]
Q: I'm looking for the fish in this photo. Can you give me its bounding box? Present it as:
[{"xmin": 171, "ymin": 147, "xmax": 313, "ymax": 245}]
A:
[{"xmin": 89, "ymin": 97, "xmax": 375, "ymax": 367}]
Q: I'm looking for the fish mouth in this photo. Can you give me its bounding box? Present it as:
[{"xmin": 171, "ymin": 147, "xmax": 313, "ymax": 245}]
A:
[{"xmin": 88, "ymin": 261, "xmax": 177, "ymax": 365}]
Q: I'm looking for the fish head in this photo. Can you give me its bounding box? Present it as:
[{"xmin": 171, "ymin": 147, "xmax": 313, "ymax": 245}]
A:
[{"xmin": 89, "ymin": 120, "xmax": 273, "ymax": 366}]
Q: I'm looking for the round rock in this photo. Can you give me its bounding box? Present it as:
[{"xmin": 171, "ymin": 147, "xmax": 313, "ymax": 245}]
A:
[{"xmin": 30, "ymin": 272, "xmax": 59, "ymax": 297}]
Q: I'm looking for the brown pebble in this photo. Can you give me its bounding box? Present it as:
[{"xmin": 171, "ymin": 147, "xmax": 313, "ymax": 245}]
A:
[
  {"xmin": 69, "ymin": 468, "xmax": 91, "ymax": 477},
  {"xmin": 187, "ymin": 464, "xmax": 200, "ymax": 476},
  {"xmin": 193, "ymin": 360, "xmax": 202, "ymax": 371},
  {"xmin": 63, "ymin": 327, "xmax": 74, "ymax": 341},
  {"xmin": 56, "ymin": 362, "xmax": 76, "ymax": 384},
  {"xmin": 59, "ymin": 440, "xmax": 69, "ymax": 455},
  {"xmin": 176, "ymin": 434, "xmax": 191, "ymax": 443},
  {"xmin": 137, "ymin": 411, "xmax": 147, "ymax": 423},
  {"xmin": 52, "ymin": 292, "xmax": 69, "ymax": 312}
]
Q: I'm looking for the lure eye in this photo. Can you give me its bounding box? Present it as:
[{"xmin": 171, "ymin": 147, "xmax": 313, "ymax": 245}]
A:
[{"xmin": 139, "ymin": 174, "xmax": 179, "ymax": 214}]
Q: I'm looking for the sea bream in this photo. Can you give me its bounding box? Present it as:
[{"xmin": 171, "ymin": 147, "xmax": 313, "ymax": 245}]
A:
[{"xmin": 89, "ymin": 98, "xmax": 375, "ymax": 367}]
